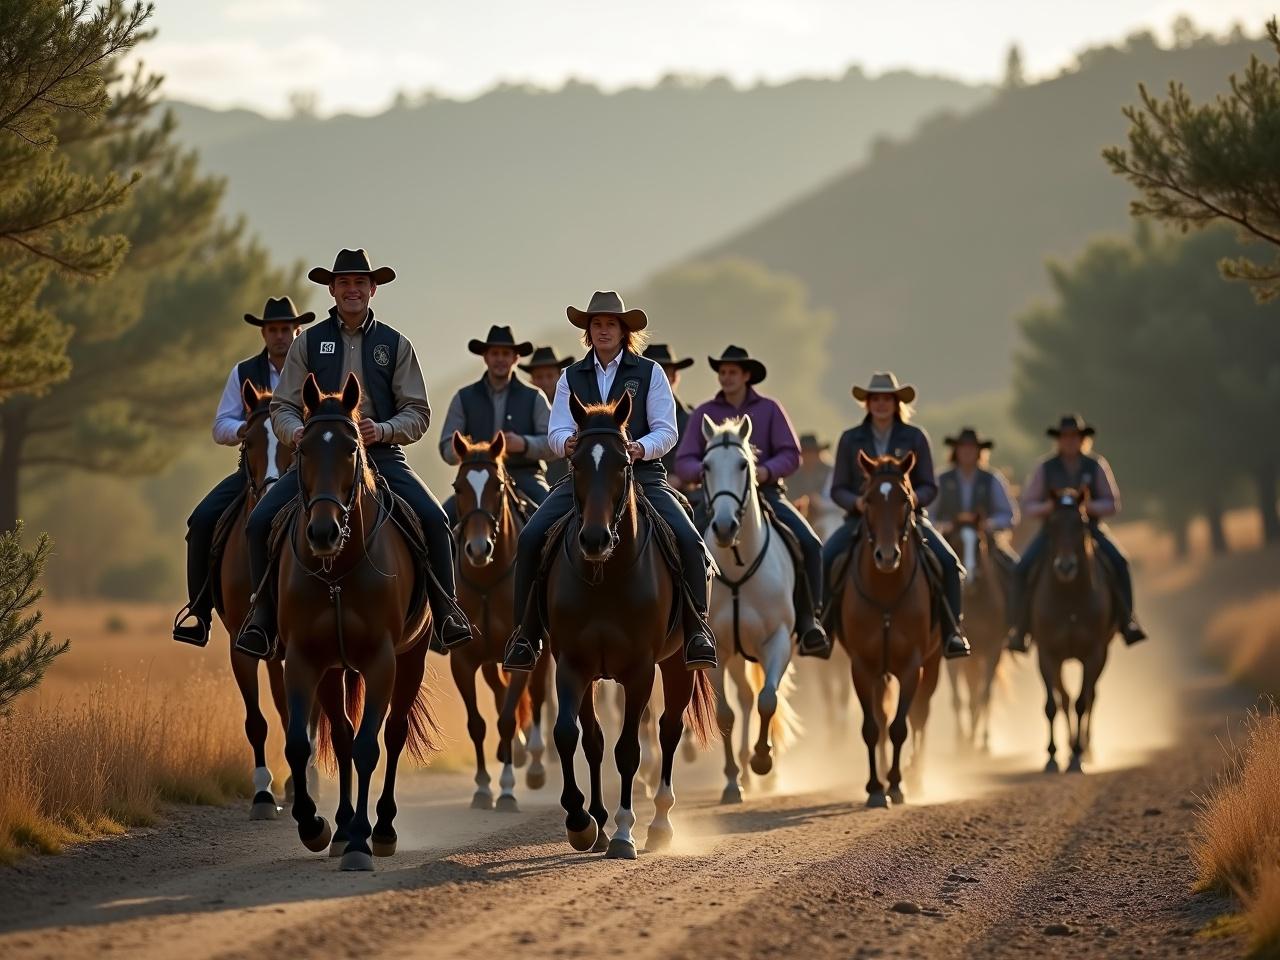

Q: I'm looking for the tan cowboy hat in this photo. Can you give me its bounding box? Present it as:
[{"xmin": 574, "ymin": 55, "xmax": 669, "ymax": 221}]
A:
[
  {"xmin": 852, "ymin": 371, "xmax": 916, "ymax": 403},
  {"xmin": 243, "ymin": 295, "xmax": 315, "ymax": 327},
  {"xmin": 308, "ymin": 248, "xmax": 396, "ymax": 286},
  {"xmin": 566, "ymin": 291, "xmax": 648, "ymax": 331}
]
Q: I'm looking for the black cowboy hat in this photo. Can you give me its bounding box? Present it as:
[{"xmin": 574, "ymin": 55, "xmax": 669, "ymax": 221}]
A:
[
  {"xmin": 944, "ymin": 426, "xmax": 994, "ymax": 449},
  {"xmin": 799, "ymin": 432, "xmax": 830, "ymax": 452},
  {"xmin": 566, "ymin": 290, "xmax": 648, "ymax": 331},
  {"xmin": 307, "ymin": 248, "xmax": 396, "ymax": 286},
  {"xmin": 852, "ymin": 371, "xmax": 915, "ymax": 403},
  {"xmin": 708, "ymin": 345, "xmax": 767, "ymax": 384},
  {"xmin": 518, "ymin": 345, "xmax": 575, "ymax": 373},
  {"xmin": 643, "ymin": 343, "xmax": 694, "ymax": 370},
  {"xmin": 468, "ymin": 324, "xmax": 534, "ymax": 357},
  {"xmin": 243, "ymin": 295, "xmax": 315, "ymax": 327},
  {"xmin": 1047, "ymin": 413, "xmax": 1096, "ymax": 438}
]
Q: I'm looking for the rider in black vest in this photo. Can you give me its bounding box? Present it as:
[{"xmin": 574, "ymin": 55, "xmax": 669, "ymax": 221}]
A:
[
  {"xmin": 439, "ymin": 325, "xmax": 552, "ymax": 518},
  {"xmin": 172, "ymin": 296, "xmax": 312, "ymax": 646},
  {"xmin": 234, "ymin": 249, "xmax": 473, "ymax": 659},
  {"xmin": 1007, "ymin": 414, "xmax": 1147, "ymax": 651},
  {"xmin": 521, "ymin": 345, "xmax": 574, "ymax": 487},
  {"xmin": 821, "ymin": 372, "xmax": 971, "ymax": 660},
  {"xmin": 933, "ymin": 426, "xmax": 1020, "ymax": 575},
  {"xmin": 502, "ymin": 291, "xmax": 718, "ymax": 673},
  {"xmin": 641, "ymin": 343, "xmax": 695, "ymax": 489}
]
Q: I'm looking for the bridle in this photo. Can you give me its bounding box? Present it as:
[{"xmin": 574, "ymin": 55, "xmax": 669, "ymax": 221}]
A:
[
  {"xmin": 700, "ymin": 432, "xmax": 755, "ymax": 564},
  {"xmin": 452, "ymin": 457, "xmax": 520, "ymax": 542},
  {"xmin": 240, "ymin": 406, "xmax": 279, "ymax": 503},
  {"xmin": 295, "ymin": 413, "xmax": 368, "ymax": 573},
  {"xmin": 569, "ymin": 426, "xmax": 636, "ymax": 570}
]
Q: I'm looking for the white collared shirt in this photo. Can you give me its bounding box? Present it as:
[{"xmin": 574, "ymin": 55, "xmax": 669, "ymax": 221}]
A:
[
  {"xmin": 212, "ymin": 359, "xmax": 281, "ymax": 446},
  {"xmin": 547, "ymin": 350, "xmax": 679, "ymax": 461}
]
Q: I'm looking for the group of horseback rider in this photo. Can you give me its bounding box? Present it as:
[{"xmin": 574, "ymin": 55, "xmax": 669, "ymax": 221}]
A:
[{"xmin": 173, "ymin": 248, "xmax": 1146, "ymax": 670}]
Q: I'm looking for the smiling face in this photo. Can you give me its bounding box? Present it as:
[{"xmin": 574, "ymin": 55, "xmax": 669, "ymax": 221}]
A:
[
  {"xmin": 329, "ymin": 274, "xmax": 375, "ymax": 322},
  {"xmin": 588, "ymin": 315, "xmax": 622, "ymax": 356},
  {"xmin": 483, "ymin": 346, "xmax": 517, "ymax": 380},
  {"xmin": 716, "ymin": 362, "xmax": 749, "ymax": 396},
  {"xmin": 866, "ymin": 393, "xmax": 898, "ymax": 426}
]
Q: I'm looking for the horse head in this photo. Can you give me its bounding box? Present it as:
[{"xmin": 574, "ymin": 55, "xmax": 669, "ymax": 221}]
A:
[
  {"xmin": 240, "ymin": 379, "xmax": 291, "ymax": 507},
  {"xmin": 569, "ymin": 390, "xmax": 634, "ymax": 563},
  {"xmin": 1047, "ymin": 486, "xmax": 1091, "ymax": 583},
  {"xmin": 451, "ymin": 430, "xmax": 509, "ymax": 567},
  {"xmin": 700, "ymin": 414, "xmax": 757, "ymax": 549},
  {"xmin": 298, "ymin": 372, "xmax": 372, "ymax": 560},
  {"xmin": 857, "ymin": 450, "xmax": 918, "ymax": 573}
]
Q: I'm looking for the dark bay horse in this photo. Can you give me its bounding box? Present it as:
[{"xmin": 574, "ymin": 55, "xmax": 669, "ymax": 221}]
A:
[
  {"xmin": 944, "ymin": 513, "xmax": 1007, "ymax": 753},
  {"xmin": 510, "ymin": 392, "xmax": 715, "ymax": 859},
  {"xmin": 1031, "ymin": 487, "xmax": 1116, "ymax": 773},
  {"xmin": 449, "ymin": 431, "xmax": 540, "ymax": 811},
  {"xmin": 278, "ymin": 372, "xmax": 437, "ymax": 871},
  {"xmin": 215, "ymin": 379, "xmax": 294, "ymax": 819},
  {"xmin": 837, "ymin": 451, "xmax": 941, "ymax": 808}
]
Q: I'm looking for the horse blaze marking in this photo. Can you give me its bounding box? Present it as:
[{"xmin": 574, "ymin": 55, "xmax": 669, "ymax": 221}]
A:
[
  {"xmin": 466, "ymin": 469, "xmax": 488, "ymax": 504},
  {"xmin": 879, "ymin": 482, "xmax": 892, "ymax": 496},
  {"xmin": 322, "ymin": 431, "xmax": 334, "ymax": 443},
  {"xmin": 264, "ymin": 419, "xmax": 280, "ymax": 481},
  {"xmin": 591, "ymin": 444, "xmax": 604, "ymax": 469}
]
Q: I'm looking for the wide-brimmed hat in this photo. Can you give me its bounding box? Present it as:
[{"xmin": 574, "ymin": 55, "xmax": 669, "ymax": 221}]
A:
[
  {"xmin": 308, "ymin": 248, "xmax": 396, "ymax": 286},
  {"xmin": 708, "ymin": 345, "xmax": 767, "ymax": 384},
  {"xmin": 243, "ymin": 295, "xmax": 315, "ymax": 327},
  {"xmin": 468, "ymin": 324, "xmax": 534, "ymax": 357},
  {"xmin": 1047, "ymin": 413, "xmax": 1096, "ymax": 438},
  {"xmin": 643, "ymin": 343, "xmax": 694, "ymax": 370},
  {"xmin": 518, "ymin": 345, "xmax": 575, "ymax": 373},
  {"xmin": 799, "ymin": 432, "xmax": 830, "ymax": 453},
  {"xmin": 566, "ymin": 290, "xmax": 648, "ymax": 331},
  {"xmin": 944, "ymin": 426, "xmax": 994, "ymax": 450},
  {"xmin": 852, "ymin": 371, "xmax": 916, "ymax": 403}
]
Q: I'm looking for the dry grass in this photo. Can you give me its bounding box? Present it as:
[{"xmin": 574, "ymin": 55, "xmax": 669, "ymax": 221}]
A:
[
  {"xmin": 1194, "ymin": 704, "xmax": 1280, "ymax": 955},
  {"xmin": 1206, "ymin": 592, "xmax": 1280, "ymax": 693}
]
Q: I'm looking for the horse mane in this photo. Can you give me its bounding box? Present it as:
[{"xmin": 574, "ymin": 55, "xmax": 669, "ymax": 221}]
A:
[
  {"xmin": 305, "ymin": 393, "xmax": 376, "ymax": 492},
  {"xmin": 579, "ymin": 397, "xmax": 632, "ymax": 431},
  {"xmin": 706, "ymin": 417, "xmax": 758, "ymax": 476}
]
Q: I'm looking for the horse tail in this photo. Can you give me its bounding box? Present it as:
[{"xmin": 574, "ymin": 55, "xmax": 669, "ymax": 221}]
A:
[
  {"xmin": 404, "ymin": 679, "xmax": 443, "ymax": 765},
  {"xmin": 344, "ymin": 668, "xmax": 365, "ymax": 727},
  {"xmin": 683, "ymin": 670, "xmax": 719, "ymax": 748},
  {"xmin": 747, "ymin": 661, "xmax": 802, "ymax": 753},
  {"xmin": 314, "ymin": 669, "xmax": 364, "ymax": 774}
]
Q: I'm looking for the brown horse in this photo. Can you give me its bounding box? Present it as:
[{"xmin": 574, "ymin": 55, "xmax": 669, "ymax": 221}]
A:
[
  {"xmin": 838, "ymin": 451, "xmax": 941, "ymax": 808},
  {"xmin": 503, "ymin": 393, "xmax": 715, "ymax": 858},
  {"xmin": 944, "ymin": 513, "xmax": 1007, "ymax": 753},
  {"xmin": 215, "ymin": 380, "xmax": 295, "ymax": 819},
  {"xmin": 448, "ymin": 431, "xmax": 542, "ymax": 811},
  {"xmin": 278, "ymin": 372, "xmax": 437, "ymax": 871},
  {"xmin": 1031, "ymin": 487, "xmax": 1116, "ymax": 774}
]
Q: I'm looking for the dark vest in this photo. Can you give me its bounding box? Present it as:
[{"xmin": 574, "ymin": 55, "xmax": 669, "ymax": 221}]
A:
[
  {"xmin": 1043, "ymin": 453, "xmax": 1105, "ymax": 499},
  {"xmin": 236, "ymin": 349, "xmax": 273, "ymax": 393},
  {"xmin": 305, "ymin": 310, "xmax": 400, "ymax": 431},
  {"xmin": 937, "ymin": 468, "xmax": 994, "ymax": 521},
  {"xmin": 566, "ymin": 350, "xmax": 661, "ymax": 475},
  {"xmin": 458, "ymin": 376, "xmax": 542, "ymax": 473},
  {"xmin": 661, "ymin": 397, "xmax": 691, "ymax": 473}
]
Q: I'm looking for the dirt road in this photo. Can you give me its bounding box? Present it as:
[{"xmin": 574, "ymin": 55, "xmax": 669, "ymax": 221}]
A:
[{"xmin": 0, "ymin": 574, "xmax": 1256, "ymax": 959}]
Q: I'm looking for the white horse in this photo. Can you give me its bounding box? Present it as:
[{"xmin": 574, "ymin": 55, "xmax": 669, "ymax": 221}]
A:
[{"xmin": 700, "ymin": 415, "xmax": 801, "ymax": 804}]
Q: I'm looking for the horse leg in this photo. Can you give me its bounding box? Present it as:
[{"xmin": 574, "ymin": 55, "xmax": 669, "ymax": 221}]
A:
[
  {"xmin": 605, "ymin": 668, "xmax": 653, "ymax": 861},
  {"xmin": 316, "ymin": 670, "xmax": 355, "ymax": 857},
  {"xmin": 712, "ymin": 662, "xmax": 741, "ymax": 804},
  {"xmin": 636, "ymin": 703, "xmax": 657, "ymax": 800},
  {"xmin": 750, "ymin": 627, "xmax": 791, "ymax": 777},
  {"xmin": 648, "ymin": 657, "xmax": 692, "ymax": 853},
  {"xmin": 373, "ymin": 644, "xmax": 427, "ymax": 857},
  {"xmin": 945, "ymin": 659, "xmax": 966, "ymax": 750},
  {"xmin": 726, "ymin": 655, "xmax": 754, "ymax": 790},
  {"xmin": 449, "ymin": 654, "xmax": 492, "ymax": 810},
  {"xmin": 978, "ymin": 650, "xmax": 1001, "ymax": 754},
  {"xmin": 849, "ymin": 659, "xmax": 886, "ymax": 807},
  {"xmin": 887, "ymin": 665, "xmax": 921, "ymax": 805},
  {"xmin": 553, "ymin": 662, "xmax": 596, "ymax": 851},
  {"xmin": 496, "ymin": 669, "xmax": 533, "ymax": 801},
  {"xmin": 340, "ymin": 643, "xmax": 394, "ymax": 872},
  {"xmin": 283, "ymin": 657, "xmax": 330, "ymax": 853},
  {"xmin": 230, "ymin": 648, "xmax": 276, "ymax": 819},
  {"xmin": 1037, "ymin": 649, "xmax": 1061, "ymax": 773},
  {"xmin": 483, "ymin": 661, "xmax": 525, "ymax": 768},
  {"xmin": 580, "ymin": 685, "xmax": 610, "ymax": 852},
  {"xmin": 907, "ymin": 652, "xmax": 941, "ymax": 795},
  {"xmin": 527, "ymin": 655, "xmax": 550, "ymax": 787},
  {"xmin": 873, "ymin": 676, "xmax": 891, "ymax": 778},
  {"xmin": 1070, "ymin": 645, "xmax": 1108, "ymax": 773}
]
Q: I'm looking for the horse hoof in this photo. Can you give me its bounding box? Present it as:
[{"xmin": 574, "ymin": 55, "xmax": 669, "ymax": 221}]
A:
[
  {"xmin": 720, "ymin": 784, "xmax": 743, "ymax": 805},
  {"xmin": 866, "ymin": 792, "xmax": 890, "ymax": 809},
  {"xmin": 371, "ymin": 834, "xmax": 397, "ymax": 857},
  {"xmin": 300, "ymin": 817, "xmax": 331, "ymax": 853},
  {"xmin": 566, "ymin": 819, "xmax": 599, "ymax": 852},
  {"xmin": 340, "ymin": 850, "xmax": 374, "ymax": 872},
  {"xmin": 749, "ymin": 752, "xmax": 773, "ymax": 777},
  {"xmin": 1044, "ymin": 758, "xmax": 1060, "ymax": 774},
  {"xmin": 471, "ymin": 791, "xmax": 494, "ymax": 810},
  {"xmin": 605, "ymin": 838, "xmax": 638, "ymax": 860},
  {"xmin": 645, "ymin": 826, "xmax": 673, "ymax": 853},
  {"xmin": 888, "ymin": 787, "xmax": 905, "ymax": 805},
  {"xmin": 1067, "ymin": 757, "xmax": 1084, "ymax": 774},
  {"xmin": 495, "ymin": 794, "xmax": 520, "ymax": 813},
  {"xmin": 328, "ymin": 838, "xmax": 347, "ymax": 858},
  {"xmin": 249, "ymin": 800, "xmax": 279, "ymax": 821},
  {"xmin": 526, "ymin": 765, "xmax": 546, "ymax": 790},
  {"xmin": 591, "ymin": 831, "xmax": 611, "ymax": 854}
]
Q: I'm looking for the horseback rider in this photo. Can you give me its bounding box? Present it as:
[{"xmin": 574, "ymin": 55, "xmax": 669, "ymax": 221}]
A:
[
  {"xmin": 821, "ymin": 371, "xmax": 971, "ymax": 659},
  {"xmin": 1007, "ymin": 414, "xmax": 1146, "ymax": 652},
  {"xmin": 933, "ymin": 426, "xmax": 1020, "ymax": 574},
  {"xmin": 789, "ymin": 433, "xmax": 835, "ymax": 505},
  {"xmin": 674, "ymin": 344, "xmax": 831, "ymax": 659},
  {"xmin": 234, "ymin": 248, "xmax": 473, "ymax": 659},
  {"xmin": 172, "ymin": 296, "xmax": 313, "ymax": 647},
  {"xmin": 521, "ymin": 345, "xmax": 574, "ymax": 486},
  {"xmin": 502, "ymin": 291, "xmax": 719, "ymax": 673},
  {"xmin": 439, "ymin": 325, "xmax": 553, "ymax": 518},
  {"xmin": 641, "ymin": 343, "xmax": 695, "ymax": 490}
]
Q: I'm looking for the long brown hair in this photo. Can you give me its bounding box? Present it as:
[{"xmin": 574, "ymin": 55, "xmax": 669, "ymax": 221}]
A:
[{"xmin": 581, "ymin": 325, "xmax": 650, "ymax": 353}]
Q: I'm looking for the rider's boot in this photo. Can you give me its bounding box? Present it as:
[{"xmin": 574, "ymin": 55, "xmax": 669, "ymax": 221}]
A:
[
  {"xmin": 794, "ymin": 581, "xmax": 831, "ymax": 660},
  {"xmin": 941, "ymin": 565, "xmax": 971, "ymax": 660},
  {"xmin": 682, "ymin": 564, "xmax": 718, "ymax": 670},
  {"xmin": 503, "ymin": 586, "xmax": 544, "ymax": 673},
  {"xmin": 172, "ymin": 607, "xmax": 211, "ymax": 647},
  {"xmin": 235, "ymin": 584, "xmax": 278, "ymax": 660}
]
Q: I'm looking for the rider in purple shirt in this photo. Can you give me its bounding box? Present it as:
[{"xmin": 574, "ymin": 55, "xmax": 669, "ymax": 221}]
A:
[{"xmin": 674, "ymin": 345, "xmax": 831, "ymax": 658}]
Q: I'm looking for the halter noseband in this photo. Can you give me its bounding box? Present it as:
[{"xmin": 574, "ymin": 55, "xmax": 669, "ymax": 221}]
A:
[{"xmin": 296, "ymin": 413, "xmax": 366, "ymax": 568}]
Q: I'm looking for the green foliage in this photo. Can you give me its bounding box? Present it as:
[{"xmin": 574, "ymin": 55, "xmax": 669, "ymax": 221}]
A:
[
  {"xmin": 0, "ymin": 523, "xmax": 68, "ymax": 711},
  {"xmin": 1105, "ymin": 18, "xmax": 1280, "ymax": 301}
]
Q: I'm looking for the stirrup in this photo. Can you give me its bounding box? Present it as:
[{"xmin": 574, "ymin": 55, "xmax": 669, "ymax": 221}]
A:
[
  {"xmin": 503, "ymin": 631, "xmax": 540, "ymax": 673},
  {"xmin": 172, "ymin": 606, "xmax": 210, "ymax": 648},
  {"xmin": 943, "ymin": 633, "xmax": 971, "ymax": 660},
  {"xmin": 684, "ymin": 631, "xmax": 718, "ymax": 671},
  {"xmin": 235, "ymin": 623, "xmax": 276, "ymax": 661},
  {"xmin": 796, "ymin": 623, "xmax": 832, "ymax": 659},
  {"xmin": 437, "ymin": 614, "xmax": 473, "ymax": 650},
  {"xmin": 1005, "ymin": 628, "xmax": 1030, "ymax": 654},
  {"xmin": 1121, "ymin": 619, "xmax": 1148, "ymax": 646}
]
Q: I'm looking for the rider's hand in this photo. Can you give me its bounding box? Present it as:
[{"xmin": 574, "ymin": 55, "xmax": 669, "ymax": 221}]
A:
[
  {"xmin": 292, "ymin": 426, "xmax": 304, "ymax": 447},
  {"xmin": 625, "ymin": 441, "xmax": 644, "ymax": 462},
  {"xmin": 502, "ymin": 431, "xmax": 527, "ymax": 453},
  {"xmin": 358, "ymin": 418, "xmax": 381, "ymax": 445},
  {"xmin": 564, "ymin": 435, "xmax": 579, "ymax": 456},
  {"xmin": 757, "ymin": 465, "xmax": 771, "ymax": 485},
  {"xmin": 855, "ymin": 494, "xmax": 867, "ymax": 513}
]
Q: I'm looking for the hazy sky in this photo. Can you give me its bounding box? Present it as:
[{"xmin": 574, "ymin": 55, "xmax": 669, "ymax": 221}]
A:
[{"xmin": 137, "ymin": 0, "xmax": 1277, "ymax": 115}]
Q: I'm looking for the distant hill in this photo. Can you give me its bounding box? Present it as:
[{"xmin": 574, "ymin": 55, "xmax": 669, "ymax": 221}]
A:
[
  {"xmin": 703, "ymin": 34, "xmax": 1274, "ymax": 404},
  {"xmin": 164, "ymin": 69, "xmax": 990, "ymax": 382}
]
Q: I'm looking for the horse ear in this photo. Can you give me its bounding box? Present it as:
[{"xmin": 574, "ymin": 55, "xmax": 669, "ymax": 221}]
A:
[
  {"xmin": 451, "ymin": 430, "xmax": 468, "ymax": 460},
  {"xmin": 701, "ymin": 414, "xmax": 717, "ymax": 441},
  {"xmin": 340, "ymin": 371, "xmax": 361, "ymax": 415},
  {"xmin": 491, "ymin": 430, "xmax": 507, "ymax": 458},
  {"xmin": 900, "ymin": 450, "xmax": 917, "ymax": 476},
  {"xmin": 737, "ymin": 415, "xmax": 753, "ymax": 442},
  {"xmin": 302, "ymin": 373, "xmax": 322, "ymax": 416},
  {"xmin": 613, "ymin": 389, "xmax": 633, "ymax": 429},
  {"xmin": 857, "ymin": 449, "xmax": 876, "ymax": 476},
  {"xmin": 569, "ymin": 391, "xmax": 587, "ymax": 426},
  {"xmin": 241, "ymin": 378, "xmax": 259, "ymax": 415}
]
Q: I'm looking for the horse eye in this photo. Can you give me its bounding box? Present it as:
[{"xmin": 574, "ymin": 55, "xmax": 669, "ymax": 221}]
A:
[{"xmin": 738, "ymin": 461, "xmax": 748, "ymax": 472}]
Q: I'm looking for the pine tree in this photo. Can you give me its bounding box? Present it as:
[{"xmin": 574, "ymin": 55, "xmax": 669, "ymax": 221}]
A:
[
  {"xmin": 1002, "ymin": 44, "xmax": 1026, "ymax": 90},
  {"xmin": 0, "ymin": 523, "xmax": 68, "ymax": 710}
]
